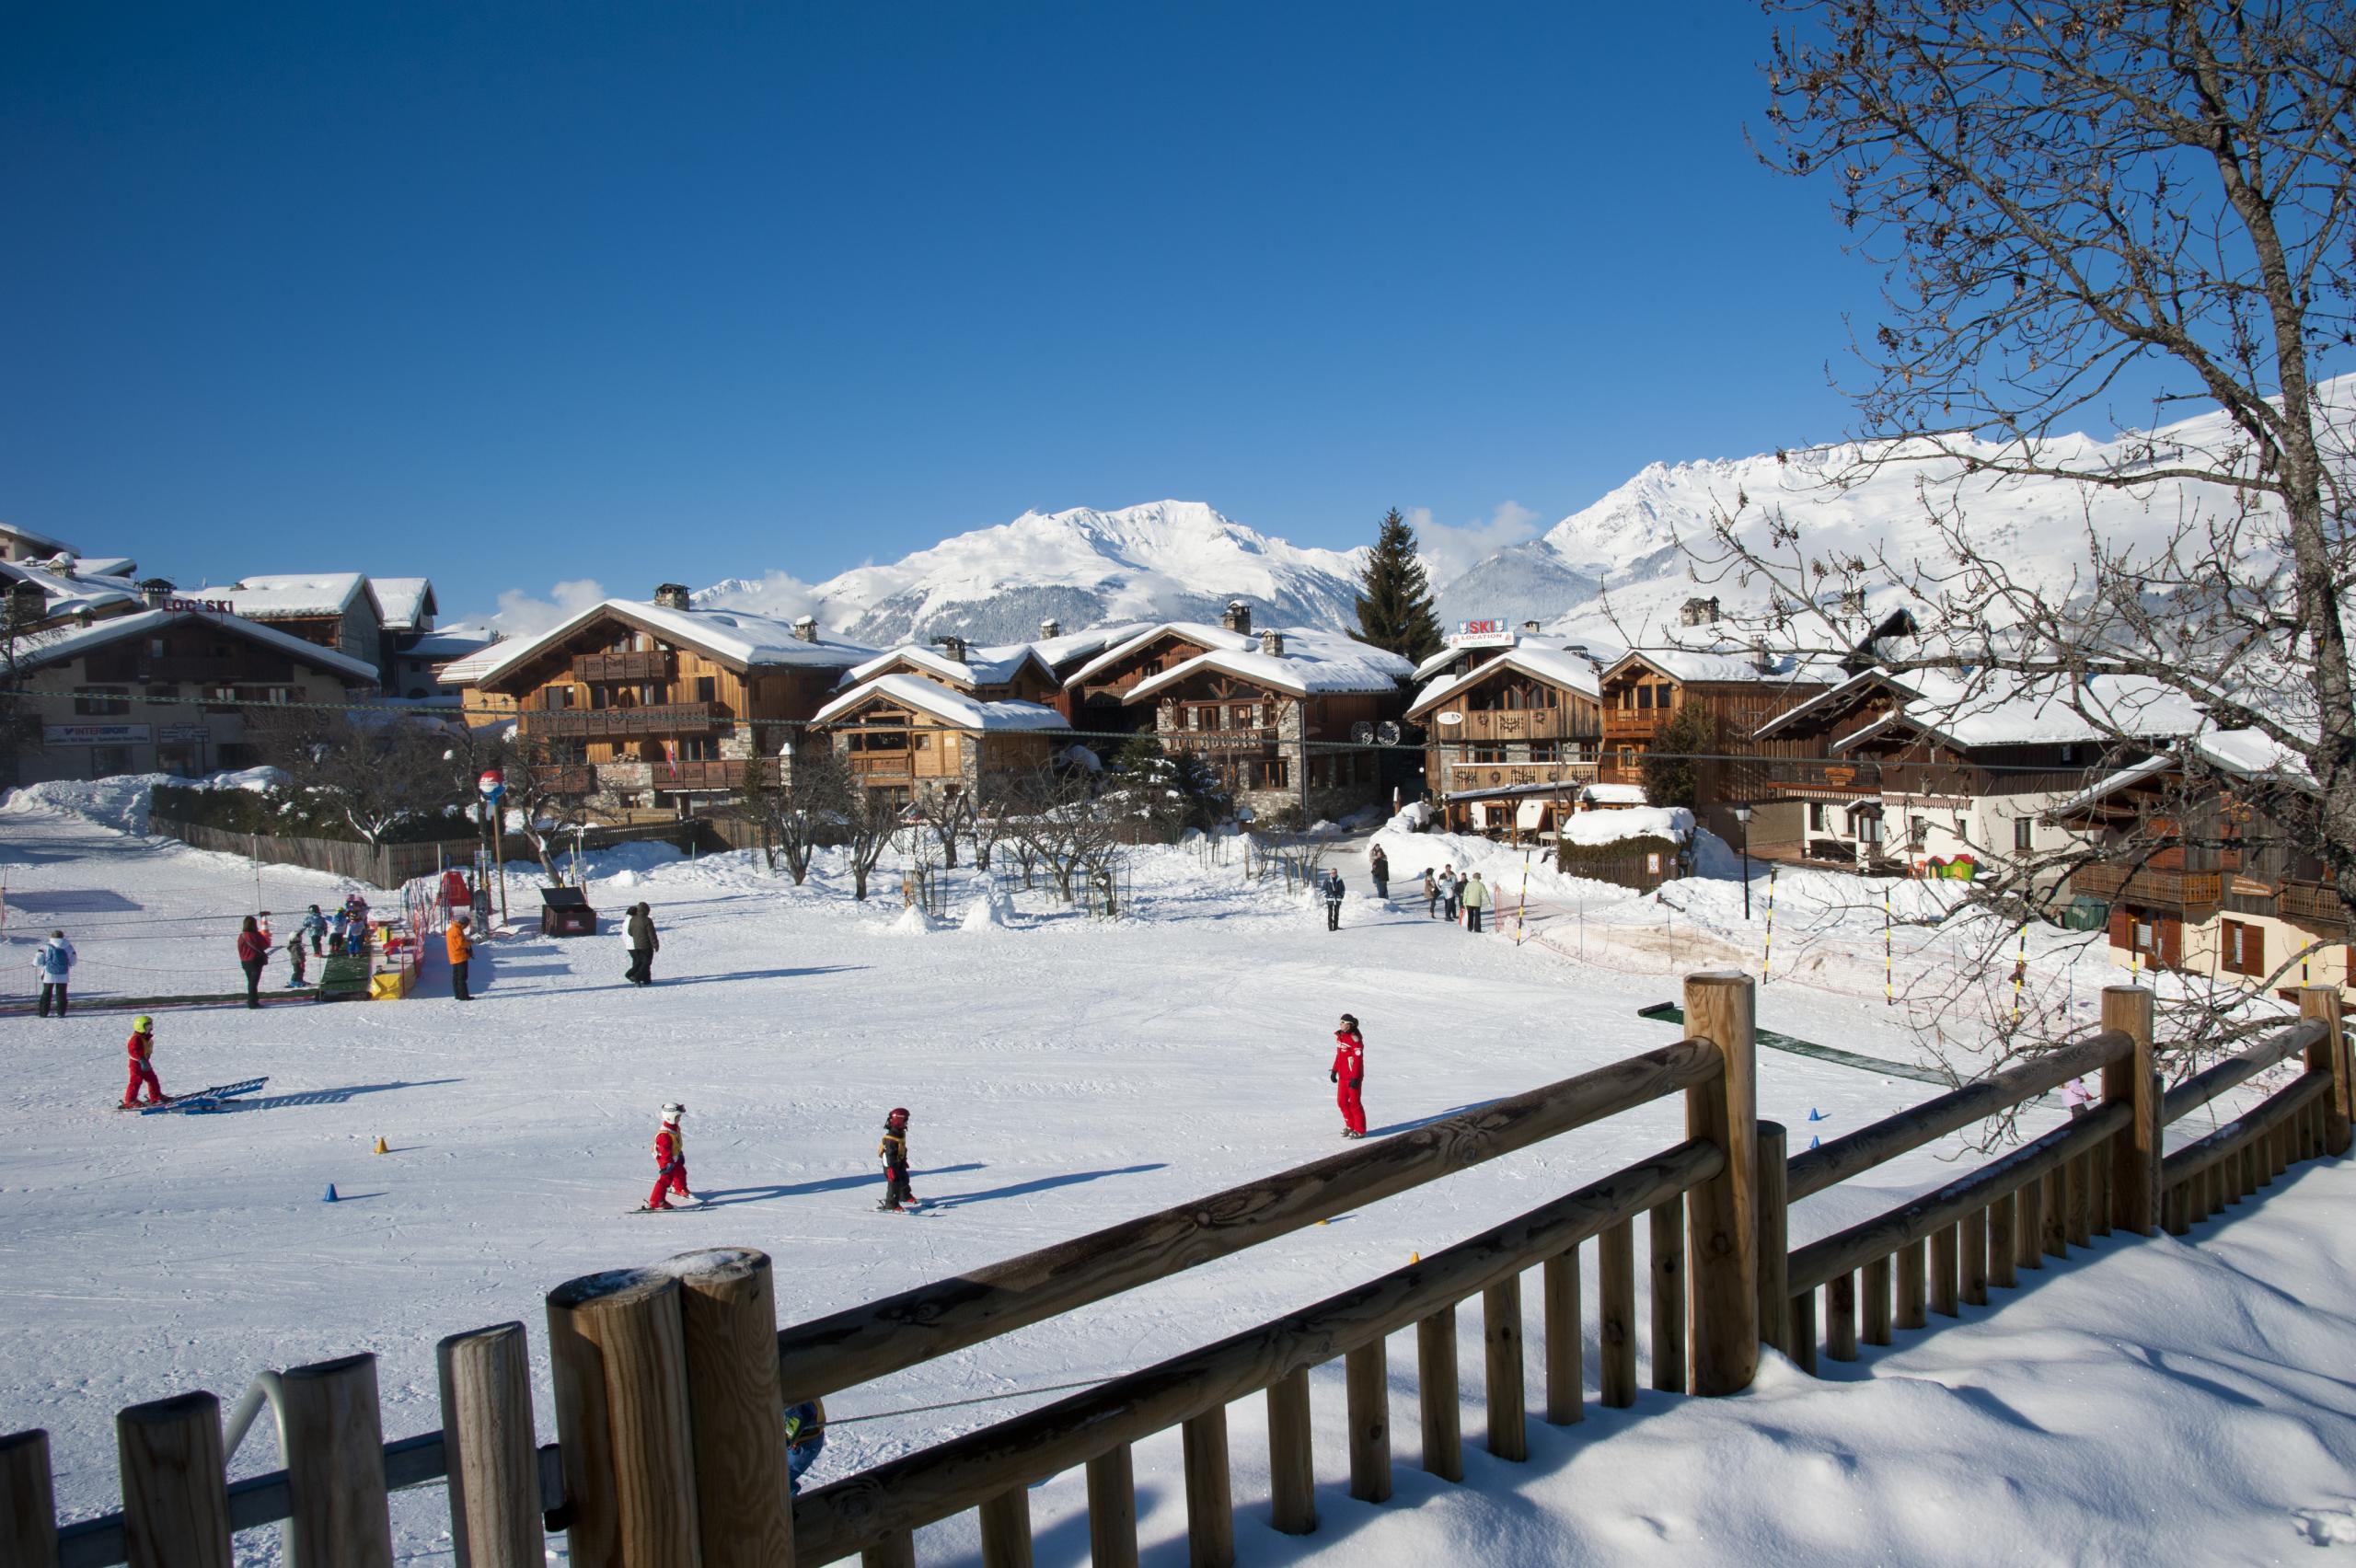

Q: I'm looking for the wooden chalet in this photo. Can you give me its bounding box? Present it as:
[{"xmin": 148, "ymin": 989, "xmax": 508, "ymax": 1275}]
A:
[
  {"xmin": 1115, "ymin": 621, "xmax": 1413, "ymax": 822},
  {"xmin": 9, "ymin": 605, "xmax": 380, "ymax": 783},
  {"xmin": 1749, "ymin": 668, "xmax": 2202, "ymax": 874},
  {"xmin": 463, "ymin": 587, "xmax": 875, "ymax": 802},
  {"xmin": 1596, "ymin": 644, "xmax": 1840, "ymax": 840},
  {"xmin": 1404, "ymin": 644, "xmax": 1603, "ymax": 838},
  {"xmin": 1061, "ymin": 602, "xmax": 1266, "ymax": 740},
  {"xmin": 198, "ymin": 574, "xmax": 389, "ymax": 682},
  {"xmin": 810, "ymin": 672, "xmax": 1068, "ymax": 808}
]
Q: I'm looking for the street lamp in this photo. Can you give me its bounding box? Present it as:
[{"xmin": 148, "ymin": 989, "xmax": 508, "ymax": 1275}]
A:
[{"xmin": 1732, "ymin": 803, "xmax": 1754, "ymax": 921}]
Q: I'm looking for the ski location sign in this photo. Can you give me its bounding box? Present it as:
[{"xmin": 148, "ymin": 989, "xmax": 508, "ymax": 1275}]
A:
[{"xmin": 1449, "ymin": 616, "xmax": 1515, "ymax": 649}]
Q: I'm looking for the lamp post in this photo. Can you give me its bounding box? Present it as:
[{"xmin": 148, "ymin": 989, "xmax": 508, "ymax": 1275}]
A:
[{"xmin": 1733, "ymin": 802, "xmax": 1754, "ymax": 921}]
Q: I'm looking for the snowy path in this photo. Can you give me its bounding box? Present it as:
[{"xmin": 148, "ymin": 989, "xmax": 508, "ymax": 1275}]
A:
[{"xmin": 1, "ymin": 792, "xmax": 2350, "ymax": 1563}]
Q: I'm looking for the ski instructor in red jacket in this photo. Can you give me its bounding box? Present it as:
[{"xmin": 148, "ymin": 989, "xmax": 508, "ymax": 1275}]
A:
[{"xmin": 1330, "ymin": 1014, "xmax": 1367, "ymax": 1138}]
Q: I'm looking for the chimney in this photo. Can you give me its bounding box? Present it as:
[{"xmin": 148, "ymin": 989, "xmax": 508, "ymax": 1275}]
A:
[
  {"xmin": 138, "ymin": 578, "xmax": 174, "ymax": 609},
  {"xmin": 1259, "ymin": 628, "xmax": 1285, "ymax": 657},
  {"xmin": 1221, "ymin": 599, "xmax": 1252, "ymax": 637},
  {"xmin": 791, "ymin": 615, "xmax": 820, "ymax": 643},
  {"xmin": 6, "ymin": 581, "xmax": 42, "ymax": 624},
  {"xmin": 1039, "ymin": 617, "xmax": 1061, "ymax": 640},
  {"xmin": 1750, "ymin": 638, "xmax": 1775, "ymax": 674},
  {"xmin": 1521, "ymin": 619, "xmax": 1542, "ymax": 634},
  {"xmin": 1838, "ymin": 588, "xmax": 1868, "ymax": 617},
  {"xmin": 653, "ymin": 582, "xmax": 693, "ymax": 611},
  {"xmin": 1680, "ymin": 596, "xmax": 1721, "ymax": 628},
  {"xmin": 937, "ymin": 634, "xmax": 968, "ymax": 664}
]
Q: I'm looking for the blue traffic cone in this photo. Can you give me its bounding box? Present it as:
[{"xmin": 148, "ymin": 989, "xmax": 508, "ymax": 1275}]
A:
[
  {"xmin": 1807, "ymin": 1107, "xmax": 1826, "ymax": 1122},
  {"xmin": 322, "ymin": 1182, "xmax": 339, "ymax": 1204},
  {"xmin": 1808, "ymin": 1136, "xmax": 1820, "ymax": 1150}
]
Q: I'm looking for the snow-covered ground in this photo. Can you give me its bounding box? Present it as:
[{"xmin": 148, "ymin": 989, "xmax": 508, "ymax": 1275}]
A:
[{"xmin": 1, "ymin": 788, "xmax": 2350, "ymax": 1564}]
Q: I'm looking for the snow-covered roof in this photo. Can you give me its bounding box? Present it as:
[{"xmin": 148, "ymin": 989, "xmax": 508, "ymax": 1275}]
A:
[
  {"xmin": 0, "ymin": 522, "xmax": 77, "ymax": 557},
  {"xmin": 200, "ymin": 573, "xmax": 380, "ymax": 622},
  {"xmin": 1750, "ymin": 668, "xmax": 1900, "ymax": 742},
  {"xmin": 73, "ymin": 557, "xmax": 137, "ymax": 579},
  {"xmin": 2050, "ymin": 727, "xmax": 2312, "ymax": 814},
  {"xmin": 400, "ymin": 629, "xmax": 494, "ymax": 662},
  {"xmin": 0, "ymin": 559, "xmax": 144, "ymax": 621},
  {"xmin": 1582, "ymin": 782, "xmax": 1649, "ymax": 807},
  {"xmin": 465, "ymin": 599, "xmax": 878, "ymax": 688},
  {"xmin": 1033, "ymin": 622, "xmax": 1152, "ymax": 670},
  {"xmin": 13, "ymin": 607, "xmax": 381, "ymax": 684},
  {"xmin": 368, "ymin": 577, "xmax": 436, "ymax": 631},
  {"xmin": 1405, "ymin": 647, "xmax": 1601, "ymax": 720},
  {"xmin": 1832, "ymin": 670, "xmax": 2208, "ymax": 754},
  {"xmin": 812, "ymin": 672, "xmax": 1069, "ymax": 732},
  {"xmin": 1120, "ymin": 628, "xmax": 1415, "ymax": 703},
  {"xmin": 1065, "ymin": 621, "xmax": 1253, "ymax": 687},
  {"xmin": 846, "ymin": 642, "xmax": 1055, "ymax": 690},
  {"xmin": 436, "ymin": 638, "xmax": 514, "ymax": 685},
  {"xmin": 1410, "ymin": 632, "xmax": 1612, "ymax": 684},
  {"xmin": 1607, "ymin": 644, "xmax": 1845, "ymax": 686}
]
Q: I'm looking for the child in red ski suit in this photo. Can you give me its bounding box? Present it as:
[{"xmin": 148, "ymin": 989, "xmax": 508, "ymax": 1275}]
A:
[
  {"xmin": 877, "ymin": 1108, "xmax": 915, "ymax": 1210},
  {"xmin": 122, "ymin": 1016, "xmax": 166, "ymax": 1109},
  {"xmin": 1330, "ymin": 1015, "xmax": 1367, "ymax": 1138},
  {"xmin": 647, "ymin": 1103, "xmax": 690, "ymax": 1209}
]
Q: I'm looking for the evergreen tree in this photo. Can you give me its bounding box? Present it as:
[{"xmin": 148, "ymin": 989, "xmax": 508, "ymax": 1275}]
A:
[{"xmin": 1353, "ymin": 508, "xmax": 1444, "ymax": 664}]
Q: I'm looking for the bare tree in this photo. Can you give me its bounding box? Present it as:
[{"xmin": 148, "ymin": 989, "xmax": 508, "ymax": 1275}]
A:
[
  {"xmin": 991, "ymin": 767, "xmax": 1124, "ymax": 903},
  {"xmin": 908, "ymin": 782, "xmax": 974, "ymax": 869},
  {"xmin": 252, "ymin": 707, "xmax": 464, "ymax": 848},
  {"xmin": 840, "ymin": 778, "xmax": 905, "ymax": 902}
]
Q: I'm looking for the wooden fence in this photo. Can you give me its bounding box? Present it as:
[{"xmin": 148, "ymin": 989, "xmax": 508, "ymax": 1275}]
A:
[
  {"xmin": 2, "ymin": 976, "xmax": 2348, "ymax": 1568},
  {"xmin": 145, "ymin": 816, "xmax": 721, "ymax": 891}
]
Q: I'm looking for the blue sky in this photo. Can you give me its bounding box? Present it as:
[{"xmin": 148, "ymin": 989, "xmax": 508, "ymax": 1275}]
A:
[{"xmin": 2, "ymin": 4, "xmax": 1882, "ymax": 620}]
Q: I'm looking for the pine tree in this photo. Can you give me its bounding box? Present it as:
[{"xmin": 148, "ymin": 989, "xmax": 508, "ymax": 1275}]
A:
[{"xmin": 1353, "ymin": 508, "xmax": 1445, "ymax": 664}]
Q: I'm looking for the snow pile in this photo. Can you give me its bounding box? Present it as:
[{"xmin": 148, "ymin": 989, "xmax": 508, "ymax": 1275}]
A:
[
  {"xmin": 961, "ymin": 880, "xmax": 1016, "ymax": 931},
  {"xmin": 1559, "ymin": 805, "xmax": 1692, "ymax": 847},
  {"xmin": 884, "ymin": 904, "xmax": 941, "ymax": 936},
  {"xmin": 8, "ymin": 767, "xmax": 286, "ymax": 837}
]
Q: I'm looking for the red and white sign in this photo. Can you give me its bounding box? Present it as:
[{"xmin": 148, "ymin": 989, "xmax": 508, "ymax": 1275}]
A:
[
  {"xmin": 477, "ymin": 768, "xmax": 504, "ymax": 798},
  {"xmin": 1449, "ymin": 617, "xmax": 1515, "ymax": 650}
]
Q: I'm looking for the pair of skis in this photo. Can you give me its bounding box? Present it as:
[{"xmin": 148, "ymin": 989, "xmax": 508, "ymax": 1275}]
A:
[{"xmin": 127, "ymin": 1077, "xmax": 270, "ymax": 1115}]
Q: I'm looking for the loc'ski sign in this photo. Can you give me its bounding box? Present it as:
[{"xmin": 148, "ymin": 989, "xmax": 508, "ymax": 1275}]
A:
[{"xmin": 1449, "ymin": 616, "xmax": 1515, "ymax": 650}]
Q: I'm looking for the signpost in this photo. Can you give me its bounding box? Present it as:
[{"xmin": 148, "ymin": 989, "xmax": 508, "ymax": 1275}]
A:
[{"xmin": 476, "ymin": 768, "xmax": 507, "ymax": 931}]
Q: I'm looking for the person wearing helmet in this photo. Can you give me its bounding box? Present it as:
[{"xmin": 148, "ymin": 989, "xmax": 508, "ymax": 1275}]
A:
[
  {"xmin": 1330, "ymin": 1014, "xmax": 1366, "ymax": 1138},
  {"xmin": 121, "ymin": 1016, "xmax": 165, "ymax": 1110},
  {"xmin": 645, "ymin": 1103, "xmax": 692, "ymax": 1210},
  {"xmin": 877, "ymin": 1108, "xmax": 916, "ymax": 1212}
]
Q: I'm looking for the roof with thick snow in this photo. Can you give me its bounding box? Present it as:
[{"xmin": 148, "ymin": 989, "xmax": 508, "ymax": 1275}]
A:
[
  {"xmin": 2050, "ymin": 727, "xmax": 2313, "ymax": 815},
  {"xmin": 201, "ymin": 573, "xmax": 381, "ymax": 622},
  {"xmin": 13, "ymin": 607, "xmax": 381, "ymax": 684},
  {"xmin": 1405, "ymin": 646, "xmax": 1602, "ymax": 720},
  {"xmin": 1607, "ymin": 644, "xmax": 1847, "ymax": 686},
  {"xmin": 1121, "ymin": 628, "xmax": 1415, "ymax": 703},
  {"xmin": 846, "ymin": 642, "xmax": 1056, "ymax": 690},
  {"xmin": 0, "ymin": 523, "xmax": 78, "ymax": 557},
  {"xmin": 435, "ymin": 637, "xmax": 514, "ymax": 684},
  {"xmin": 1832, "ymin": 670, "xmax": 2208, "ymax": 754},
  {"xmin": 812, "ymin": 672, "xmax": 1069, "ymax": 732},
  {"xmin": 1032, "ymin": 622, "xmax": 1152, "ymax": 670},
  {"xmin": 72, "ymin": 557, "xmax": 138, "ymax": 579},
  {"xmin": 1065, "ymin": 621, "xmax": 1253, "ymax": 687},
  {"xmin": 1410, "ymin": 632, "xmax": 1618, "ymax": 685},
  {"xmin": 0, "ymin": 559, "xmax": 144, "ymax": 621},
  {"xmin": 464, "ymin": 599, "xmax": 878, "ymax": 688},
  {"xmin": 368, "ymin": 577, "xmax": 436, "ymax": 631}
]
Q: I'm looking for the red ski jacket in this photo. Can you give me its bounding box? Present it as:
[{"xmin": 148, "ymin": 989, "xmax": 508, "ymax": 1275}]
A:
[
  {"xmin": 1331, "ymin": 1031, "xmax": 1364, "ymax": 1082},
  {"xmin": 127, "ymin": 1029, "xmax": 153, "ymax": 1063},
  {"xmin": 236, "ymin": 930, "xmax": 269, "ymax": 963},
  {"xmin": 653, "ymin": 1126, "xmax": 683, "ymax": 1168}
]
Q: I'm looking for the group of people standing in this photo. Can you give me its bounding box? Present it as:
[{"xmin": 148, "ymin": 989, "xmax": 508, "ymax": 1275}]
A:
[{"xmin": 1316, "ymin": 844, "xmax": 1497, "ymax": 934}]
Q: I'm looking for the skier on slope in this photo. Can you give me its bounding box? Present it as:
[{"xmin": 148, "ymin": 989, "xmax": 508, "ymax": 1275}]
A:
[
  {"xmin": 121, "ymin": 1016, "xmax": 166, "ymax": 1110},
  {"xmin": 644, "ymin": 1102, "xmax": 693, "ymax": 1211},
  {"xmin": 1330, "ymin": 1014, "xmax": 1367, "ymax": 1138},
  {"xmin": 301, "ymin": 905, "xmax": 328, "ymax": 956},
  {"xmin": 877, "ymin": 1107, "xmax": 917, "ymax": 1211},
  {"xmin": 34, "ymin": 929, "xmax": 75, "ymax": 1019}
]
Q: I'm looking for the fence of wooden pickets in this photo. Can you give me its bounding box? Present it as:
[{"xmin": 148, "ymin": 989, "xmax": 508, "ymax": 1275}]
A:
[{"xmin": 2, "ymin": 974, "xmax": 2348, "ymax": 1568}]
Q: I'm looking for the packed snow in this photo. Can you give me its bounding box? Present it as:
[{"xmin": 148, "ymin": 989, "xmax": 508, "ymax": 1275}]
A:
[{"xmin": 0, "ymin": 786, "xmax": 2349, "ymax": 1565}]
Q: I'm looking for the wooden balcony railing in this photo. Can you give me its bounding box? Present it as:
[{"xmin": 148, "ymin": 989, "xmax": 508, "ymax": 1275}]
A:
[
  {"xmin": 1765, "ymin": 759, "xmax": 1885, "ymax": 794},
  {"xmin": 518, "ymin": 701, "xmax": 723, "ymax": 741},
  {"xmin": 650, "ymin": 757, "xmax": 779, "ymax": 791},
  {"xmin": 2278, "ymin": 879, "xmax": 2350, "ymax": 934},
  {"xmin": 1164, "ymin": 726, "xmax": 1279, "ymax": 753},
  {"xmin": 528, "ymin": 765, "xmax": 595, "ymax": 795},
  {"xmin": 2071, "ymin": 861, "xmax": 2223, "ymax": 911},
  {"xmin": 572, "ymin": 650, "xmax": 670, "ymax": 684},
  {"xmin": 848, "ymin": 752, "xmax": 914, "ymax": 779}
]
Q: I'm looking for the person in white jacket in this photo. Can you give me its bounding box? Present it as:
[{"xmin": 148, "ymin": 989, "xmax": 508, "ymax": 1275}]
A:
[{"xmin": 34, "ymin": 930, "xmax": 75, "ymax": 1019}]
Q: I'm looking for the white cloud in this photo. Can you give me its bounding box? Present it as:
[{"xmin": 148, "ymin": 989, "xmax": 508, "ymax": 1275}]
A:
[
  {"xmin": 1410, "ymin": 501, "xmax": 1542, "ymax": 586},
  {"xmin": 487, "ymin": 578, "xmax": 607, "ymax": 638}
]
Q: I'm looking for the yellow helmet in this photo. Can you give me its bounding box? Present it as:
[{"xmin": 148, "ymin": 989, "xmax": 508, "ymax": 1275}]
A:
[{"xmin": 134, "ymin": 1015, "xmax": 154, "ymax": 1031}]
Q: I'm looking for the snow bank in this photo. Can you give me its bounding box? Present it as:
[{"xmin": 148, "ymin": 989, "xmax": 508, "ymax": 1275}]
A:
[
  {"xmin": 7, "ymin": 767, "xmax": 287, "ymax": 837},
  {"xmin": 1559, "ymin": 805, "xmax": 1692, "ymax": 847}
]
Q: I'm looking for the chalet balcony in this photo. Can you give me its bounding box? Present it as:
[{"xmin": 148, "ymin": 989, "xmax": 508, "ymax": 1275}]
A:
[
  {"xmin": 2278, "ymin": 879, "xmax": 2350, "ymax": 935},
  {"xmin": 1165, "ymin": 726, "xmax": 1279, "ymax": 753},
  {"xmin": 847, "ymin": 753, "xmax": 914, "ymax": 781},
  {"xmin": 528, "ymin": 765, "xmax": 596, "ymax": 795},
  {"xmin": 1601, "ymin": 709, "xmax": 1669, "ymax": 742},
  {"xmin": 1764, "ymin": 758, "xmax": 1885, "ymax": 796},
  {"xmin": 1439, "ymin": 759, "xmax": 1598, "ymax": 794},
  {"xmin": 519, "ymin": 701, "xmax": 724, "ymax": 742},
  {"xmin": 572, "ymin": 650, "xmax": 670, "ymax": 684},
  {"xmin": 2071, "ymin": 861, "xmax": 2223, "ymax": 913},
  {"xmin": 650, "ymin": 757, "xmax": 780, "ymax": 791}
]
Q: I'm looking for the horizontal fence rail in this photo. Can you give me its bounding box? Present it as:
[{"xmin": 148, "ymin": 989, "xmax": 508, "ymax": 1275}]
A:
[{"xmin": 11, "ymin": 977, "xmax": 2353, "ymax": 1568}]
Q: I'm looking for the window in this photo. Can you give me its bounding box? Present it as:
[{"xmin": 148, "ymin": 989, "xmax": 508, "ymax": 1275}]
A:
[
  {"xmin": 676, "ymin": 736, "xmax": 719, "ymax": 761},
  {"xmin": 1637, "ymin": 686, "xmax": 1654, "ymax": 710},
  {"xmin": 695, "ymin": 675, "xmax": 717, "ymax": 704},
  {"xmin": 1808, "ymin": 802, "xmax": 1827, "ymax": 833},
  {"xmin": 2014, "ymin": 817, "xmax": 2036, "ymax": 853},
  {"xmin": 1858, "ymin": 811, "xmax": 1884, "ymax": 846},
  {"xmin": 2221, "ymin": 919, "xmax": 2266, "ymax": 977},
  {"xmin": 545, "ymin": 686, "xmax": 573, "ymax": 711},
  {"xmin": 72, "ymin": 686, "xmax": 131, "ymax": 716},
  {"xmin": 148, "ymin": 639, "xmax": 167, "ymax": 658},
  {"xmin": 1909, "ymin": 817, "xmax": 1928, "ymax": 851}
]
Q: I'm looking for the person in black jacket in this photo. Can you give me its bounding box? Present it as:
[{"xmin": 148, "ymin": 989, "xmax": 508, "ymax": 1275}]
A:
[{"xmin": 625, "ymin": 903, "xmax": 660, "ymax": 986}]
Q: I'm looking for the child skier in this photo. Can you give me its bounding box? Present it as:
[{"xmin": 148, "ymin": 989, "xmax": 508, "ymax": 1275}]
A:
[
  {"xmin": 644, "ymin": 1102, "xmax": 693, "ymax": 1210},
  {"xmin": 328, "ymin": 907, "xmax": 350, "ymax": 955},
  {"xmin": 284, "ymin": 926, "xmax": 308, "ymax": 987},
  {"xmin": 877, "ymin": 1107, "xmax": 917, "ymax": 1211},
  {"xmin": 121, "ymin": 1016, "xmax": 166, "ymax": 1110},
  {"xmin": 1330, "ymin": 1014, "xmax": 1367, "ymax": 1138},
  {"xmin": 302, "ymin": 904, "xmax": 328, "ymax": 956}
]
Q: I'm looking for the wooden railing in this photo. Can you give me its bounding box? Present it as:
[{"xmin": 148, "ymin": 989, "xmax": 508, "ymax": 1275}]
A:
[
  {"xmin": 2071, "ymin": 861, "xmax": 2224, "ymax": 910},
  {"xmin": 2278, "ymin": 878, "xmax": 2350, "ymax": 934},
  {"xmin": 651, "ymin": 757, "xmax": 779, "ymax": 790},
  {"xmin": 519, "ymin": 702, "xmax": 723, "ymax": 742},
  {"xmin": 572, "ymin": 649, "xmax": 669, "ymax": 684},
  {"xmin": 8, "ymin": 976, "xmax": 2350, "ymax": 1568}
]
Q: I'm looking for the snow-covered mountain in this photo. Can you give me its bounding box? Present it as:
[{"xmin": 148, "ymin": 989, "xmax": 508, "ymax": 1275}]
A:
[
  {"xmin": 693, "ymin": 501, "xmax": 1369, "ymax": 645},
  {"xmin": 679, "ymin": 381, "xmax": 2350, "ymax": 651}
]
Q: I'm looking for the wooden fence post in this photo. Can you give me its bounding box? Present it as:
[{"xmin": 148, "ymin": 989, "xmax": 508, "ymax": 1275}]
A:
[
  {"xmin": 2301, "ymin": 986, "xmax": 2350, "ymax": 1156},
  {"xmin": 2015, "ymin": 1180, "xmax": 2045, "ymax": 1272},
  {"xmin": 1085, "ymin": 1446, "xmax": 1139, "ymax": 1568},
  {"xmin": 1647, "ymin": 1199, "xmax": 1686, "ymax": 1393},
  {"xmin": 860, "ymin": 1533, "xmax": 916, "ymax": 1568},
  {"xmin": 1959, "ymin": 1207, "xmax": 1989, "ymax": 1307},
  {"xmin": 1894, "ymin": 1240, "xmax": 1927, "ymax": 1332},
  {"xmin": 117, "ymin": 1391, "xmax": 231, "ymax": 1568},
  {"xmin": 1598, "ymin": 1220, "xmax": 1637, "ymax": 1407},
  {"xmin": 546, "ymin": 1266, "xmax": 700, "ymax": 1568},
  {"xmin": 1181, "ymin": 1406, "xmax": 1234, "ymax": 1568},
  {"xmin": 2102, "ymin": 987, "xmax": 2157, "ymax": 1235},
  {"xmin": 1989, "ymin": 1192, "xmax": 2018, "ymax": 1289},
  {"xmin": 437, "ymin": 1323, "xmax": 545, "ymax": 1568},
  {"xmin": 1415, "ymin": 1308, "xmax": 1462, "ymax": 1482},
  {"xmin": 1542, "ymin": 1250, "xmax": 1583, "ymax": 1426},
  {"xmin": 0, "ymin": 1430, "xmax": 58, "ymax": 1568},
  {"xmin": 282, "ymin": 1354, "xmax": 395, "ymax": 1568},
  {"xmin": 668, "ymin": 1250, "xmax": 793, "ymax": 1568},
  {"xmin": 1930, "ymin": 1226, "xmax": 1960, "ymax": 1318},
  {"xmin": 978, "ymin": 1488, "xmax": 1034, "ymax": 1568},
  {"xmin": 1755, "ymin": 1123, "xmax": 1790, "ymax": 1358},
  {"xmin": 1344, "ymin": 1341, "xmax": 1392, "ymax": 1503},
  {"xmin": 1826, "ymin": 1274, "xmax": 1857, "ymax": 1362},
  {"xmin": 1267, "ymin": 1368, "xmax": 1317, "ymax": 1533},
  {"xmin": 1683, "ymin": 972, "xmax": 1759, "ymax": 1396},
  {"xmin": 1862, "ymin": 1256, "xmax": 1892, "ymax": 1345},
  {"xmin": 1482, "ymin": 1281, "xmax": 1528, "ymax": 1460}
]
